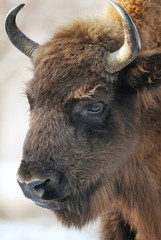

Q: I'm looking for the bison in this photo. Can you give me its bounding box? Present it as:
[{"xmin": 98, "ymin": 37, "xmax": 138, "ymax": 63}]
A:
[{"xmin": 5, "ymin": 0, "xmax": 161, "ymax": 239}]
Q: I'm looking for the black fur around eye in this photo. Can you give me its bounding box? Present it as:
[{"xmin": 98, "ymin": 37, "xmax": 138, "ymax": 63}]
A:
[{"xmin": 71, "ymin": 99, "xmax": 108, "ymax": 128}]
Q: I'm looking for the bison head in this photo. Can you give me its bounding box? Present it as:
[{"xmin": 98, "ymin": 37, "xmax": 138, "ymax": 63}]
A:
[{"xmin": 5, "ymin": 0, "xmax": 161, "ymax": 228}]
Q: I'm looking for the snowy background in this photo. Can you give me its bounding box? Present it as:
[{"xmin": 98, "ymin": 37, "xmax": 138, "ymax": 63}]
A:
[{"xmin": 0, "ymin": 0, "xmax": 106, "ymax": 239}]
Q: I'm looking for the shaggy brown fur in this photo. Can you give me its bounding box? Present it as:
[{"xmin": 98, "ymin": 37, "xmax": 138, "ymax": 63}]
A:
[{"xmin": 16, "ymin": 1, "xmax": 161, "ymax": 240}]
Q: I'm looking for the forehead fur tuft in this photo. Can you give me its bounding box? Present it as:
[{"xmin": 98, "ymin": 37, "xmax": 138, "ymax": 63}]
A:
[
  {"xmin": 53, "ymin": 18, "xmax": 123, "ymax": 51},
  {"xmin": 73, "ymin": 84, "xmax": 102, "ymax": 99}
]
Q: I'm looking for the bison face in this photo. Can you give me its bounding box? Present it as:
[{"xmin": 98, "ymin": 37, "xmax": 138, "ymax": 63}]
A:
[
  {"xmin": 7, "ymin": 0, "xmax": 161, "ymax": 229},
  {"xmin": 16, "ymin": 38, "xmax": 141, "ymax": 226}
]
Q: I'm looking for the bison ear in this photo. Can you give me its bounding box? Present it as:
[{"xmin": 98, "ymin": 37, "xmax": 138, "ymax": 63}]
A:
[{"xmin": 121, "ymin": 50, "xmax": 161, "ymax": 90}]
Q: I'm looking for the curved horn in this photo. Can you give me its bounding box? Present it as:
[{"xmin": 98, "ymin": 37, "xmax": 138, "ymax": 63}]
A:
[
  {"xmin": 106, "ymin": 0, "xmax": 141, "ymax": 74},
  {"xmin": 5, "ymin": 4, "xmax": 39, "ymax": 58}
]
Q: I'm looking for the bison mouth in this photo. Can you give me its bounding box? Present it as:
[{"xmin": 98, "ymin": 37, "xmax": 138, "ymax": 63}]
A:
[{"xmin": 32, "ymin": 198, "xmax": 69, "ymax": 211}]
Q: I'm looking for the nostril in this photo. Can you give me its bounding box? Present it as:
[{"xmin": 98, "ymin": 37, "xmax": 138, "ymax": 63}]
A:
[
  {"xmin": 44, "ymin": 178, "xmax": 55, "ymax": 191},
  {"xmin": 32, "ymin": 177, "xmax": 67, "ymax": 201},
  {"xmin": 33, "ymin": 179, "xmax": 51, "ymax": 198},
  {"xmin": 33, "ymin": 183, "xmax": 45, "ymax": 198},
  {"xmin": 32, "ymin": 178, "xmax": 56, "ymax": 198}
]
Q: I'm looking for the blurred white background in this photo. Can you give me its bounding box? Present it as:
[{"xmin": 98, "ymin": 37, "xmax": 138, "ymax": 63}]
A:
[{"xmin": 0, "ymin": 0, "xmax": 105, "ymax": 239}]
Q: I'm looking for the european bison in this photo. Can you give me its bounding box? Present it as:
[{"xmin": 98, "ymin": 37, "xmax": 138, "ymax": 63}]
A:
[{"xmin": 5, "ymin": 0, "xmax": 161, "ymax": 239}]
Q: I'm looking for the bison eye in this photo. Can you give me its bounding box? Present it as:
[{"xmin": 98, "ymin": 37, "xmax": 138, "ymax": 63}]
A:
[
  {"xmin": 80, "ymin": 102, "xmax": 106, "ymax": 119},
  {"xmin": 71, "ymin": 100, "xmax": 108, "ymax": 127},
  {"xmin": 86, "ymin": 103, "xmax": 104, "ymax": 115}
]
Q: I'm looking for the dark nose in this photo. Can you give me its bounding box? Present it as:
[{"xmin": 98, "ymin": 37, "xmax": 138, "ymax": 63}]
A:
[{"xmin": 17, "ymin": 174, "xmax": 70, "ymax": 201}]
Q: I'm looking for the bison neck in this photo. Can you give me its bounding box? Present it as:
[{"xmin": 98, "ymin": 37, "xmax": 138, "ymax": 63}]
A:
[{"xmin": 101, "ymin": 98, "xmax": 161, "ymax": 240}]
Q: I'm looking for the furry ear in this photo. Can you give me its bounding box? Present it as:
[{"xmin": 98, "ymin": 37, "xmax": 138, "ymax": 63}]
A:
[{"xmin": 122, "ymin": 50, "xmax": 161, "ymax": 90}]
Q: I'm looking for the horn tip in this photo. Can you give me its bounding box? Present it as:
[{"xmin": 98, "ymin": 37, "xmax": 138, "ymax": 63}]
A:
[
  {"xmin": 108, "ymin": 0, "xmax": 116, "ymax": 6},
  {"xmin": 6, "ymin": 3, "xmax": 25, "ymax": 20},
  {"xmin": 5, "ymin": 3, "xmax": 25, "ymax": 36},
  {"xmin": 107, "ymin": 0, "xmax": 122, "ymax": 10}
]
